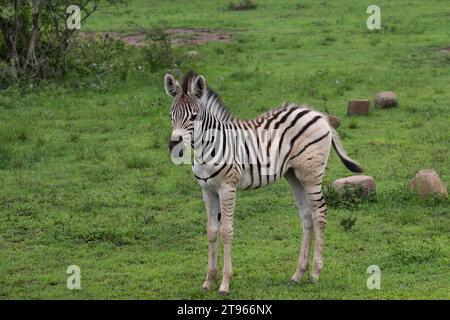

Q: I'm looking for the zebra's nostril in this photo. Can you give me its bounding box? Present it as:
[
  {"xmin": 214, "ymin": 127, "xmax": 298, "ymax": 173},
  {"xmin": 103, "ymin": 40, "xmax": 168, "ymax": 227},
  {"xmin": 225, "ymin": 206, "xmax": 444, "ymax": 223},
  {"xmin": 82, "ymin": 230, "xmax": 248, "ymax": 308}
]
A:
[
  {"xmin": 168, "ymin": 137, "xmax": 183, "ymax": 152},
  {"xmin": 168, "ymin": 141, "xmax": 184, "ymax": 157},
  {"xmin": 168, "ymin": 141, "xmax": 177, "ymax": 152}
]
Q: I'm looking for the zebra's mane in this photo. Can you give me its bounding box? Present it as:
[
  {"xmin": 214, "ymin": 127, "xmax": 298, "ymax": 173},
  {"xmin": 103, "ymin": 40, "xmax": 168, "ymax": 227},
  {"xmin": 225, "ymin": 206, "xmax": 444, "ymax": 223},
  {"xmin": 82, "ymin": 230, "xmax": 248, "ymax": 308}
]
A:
[
  {"xmin": 202, "ymin": 89, "xmax": 233, "ymax": 121},
  {"xmin": 182, "ymin": 71, "xmax": 233, "ymax": 121}
]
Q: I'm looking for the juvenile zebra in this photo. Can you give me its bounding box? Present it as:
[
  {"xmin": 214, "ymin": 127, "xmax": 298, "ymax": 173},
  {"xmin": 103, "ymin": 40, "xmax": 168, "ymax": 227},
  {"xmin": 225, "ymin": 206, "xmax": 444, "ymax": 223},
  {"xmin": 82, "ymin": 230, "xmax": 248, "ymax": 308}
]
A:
[{"xmin": 164, "ymin": 71, "xmax": 362, "ymax": 295}]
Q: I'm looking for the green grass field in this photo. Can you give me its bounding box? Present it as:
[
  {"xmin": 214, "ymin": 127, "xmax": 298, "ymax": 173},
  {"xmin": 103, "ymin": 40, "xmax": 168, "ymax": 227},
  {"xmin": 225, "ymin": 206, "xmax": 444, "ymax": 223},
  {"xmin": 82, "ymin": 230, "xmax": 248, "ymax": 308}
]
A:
[{"xmin": 0, "ymin": 0, "xmax": 449, "ymax": 299}]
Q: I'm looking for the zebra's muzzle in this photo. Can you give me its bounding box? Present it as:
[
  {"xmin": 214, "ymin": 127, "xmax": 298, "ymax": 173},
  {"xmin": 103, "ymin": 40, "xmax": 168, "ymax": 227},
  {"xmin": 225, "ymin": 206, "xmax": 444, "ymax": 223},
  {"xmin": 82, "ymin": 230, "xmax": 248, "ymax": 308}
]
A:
[{"xmin": 168, "ymin": 136, "xmax": 184, "ymax": 157}]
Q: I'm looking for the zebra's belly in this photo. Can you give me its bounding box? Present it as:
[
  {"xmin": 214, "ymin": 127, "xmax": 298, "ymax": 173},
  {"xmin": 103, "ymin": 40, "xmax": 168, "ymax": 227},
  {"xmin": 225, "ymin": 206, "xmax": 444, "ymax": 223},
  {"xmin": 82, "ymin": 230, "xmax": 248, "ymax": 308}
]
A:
[
  {"xmin": 191, "ymin": 164, "xmax": 222, "ymax": 190},
  {"xmin": 237, "ymin": 164, "xmax": 283, "ymax": 190}
]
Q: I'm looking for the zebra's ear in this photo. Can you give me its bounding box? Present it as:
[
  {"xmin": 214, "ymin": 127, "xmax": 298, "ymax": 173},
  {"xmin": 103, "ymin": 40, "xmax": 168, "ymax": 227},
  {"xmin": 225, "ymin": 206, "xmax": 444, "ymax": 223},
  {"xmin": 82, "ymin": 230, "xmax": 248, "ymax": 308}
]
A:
[
  {"xmin": 191, "ymin": 75, "xmax": 206, "ymax": 99},
  {"xmin": 164, "ymin": 74, "xmax": 180, "ymax": 97}
]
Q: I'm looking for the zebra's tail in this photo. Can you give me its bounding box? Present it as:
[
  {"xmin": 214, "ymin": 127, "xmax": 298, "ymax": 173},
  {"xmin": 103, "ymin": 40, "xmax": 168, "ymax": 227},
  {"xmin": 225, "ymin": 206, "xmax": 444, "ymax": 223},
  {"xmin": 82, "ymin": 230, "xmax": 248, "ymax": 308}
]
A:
[{"xmin": 330, "ymin": 128, "xmax": 363, "ymax": 173}]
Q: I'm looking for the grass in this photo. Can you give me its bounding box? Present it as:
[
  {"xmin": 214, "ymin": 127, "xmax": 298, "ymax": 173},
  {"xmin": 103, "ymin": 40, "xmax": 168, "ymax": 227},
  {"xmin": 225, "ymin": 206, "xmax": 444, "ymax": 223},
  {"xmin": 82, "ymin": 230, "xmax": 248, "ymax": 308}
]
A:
[
  {"xmin": 228, "ymin": 0, "xmax": 258, "ymax": 11},
  {"xmin": 0, "ymin": 0, "xmax": 449, "ymax": 299}
]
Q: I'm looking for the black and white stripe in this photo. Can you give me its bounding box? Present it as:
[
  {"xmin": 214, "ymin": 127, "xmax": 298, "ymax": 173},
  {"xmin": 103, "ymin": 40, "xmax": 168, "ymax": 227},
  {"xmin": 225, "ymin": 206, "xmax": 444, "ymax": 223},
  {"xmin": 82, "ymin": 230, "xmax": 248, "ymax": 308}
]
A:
[{"xmin": 164, "ymin": 71, "xmax": 363, "ymax": 294}]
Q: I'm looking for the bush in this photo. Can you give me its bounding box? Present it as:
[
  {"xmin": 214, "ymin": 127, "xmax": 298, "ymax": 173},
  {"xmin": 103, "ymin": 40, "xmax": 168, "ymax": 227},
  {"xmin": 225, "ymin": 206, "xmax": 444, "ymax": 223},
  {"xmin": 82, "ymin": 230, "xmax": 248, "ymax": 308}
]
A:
[
  {"xmin": 142, "ymin": 27, "xmax": 173, "ymax": 72},
  {"xmin": 324, "ymin": 184, "xmax": 376, "ymax": 210},
  {"xmin": 0, "ymin": 0, "xmax": 122, "ymax": 84},
  {"xmin": 0, "ymin": 61, "xmax": 18, "ymax": 89},
  {"xmin": 67, "ymin": 33, "xmax": 132, "ymax": 87}
]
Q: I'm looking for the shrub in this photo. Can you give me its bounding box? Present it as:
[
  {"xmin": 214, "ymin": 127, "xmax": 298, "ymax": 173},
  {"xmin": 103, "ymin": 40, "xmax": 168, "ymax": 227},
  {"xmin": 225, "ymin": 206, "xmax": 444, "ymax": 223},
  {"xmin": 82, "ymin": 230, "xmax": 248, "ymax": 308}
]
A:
[
  {"xmin": 324, "ymin": 184, "xmax": 376, "ymax": 210},
  {"xmin": 0, "ymin": 0, "xmax": 123, "ymax": 83},
  {"xmin": 0, "ymin": 61, "xmax": 18, "ymax": 89},
  {"xmin": 142, "ymin": 27, "xmax": 173, "ymax": 72},
  {"xmin": 67, "ymin": 33, "xmax": 131, "ymax": 87}
]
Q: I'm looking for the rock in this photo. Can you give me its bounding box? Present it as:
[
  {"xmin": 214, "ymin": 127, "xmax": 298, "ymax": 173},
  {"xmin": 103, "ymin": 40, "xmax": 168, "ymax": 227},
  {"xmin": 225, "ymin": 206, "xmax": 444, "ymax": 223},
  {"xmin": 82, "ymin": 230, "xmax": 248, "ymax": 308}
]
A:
[
  {"xmin": 347, "ymin": 99, "xmax": 371, "ymax": 116},
  {"xmin": 186, "ymin": 50, "xmax": 199, "ymax": 58},
  {"xmin": 410, "ymin": 169, "xmax": 448, "ymax": 199},
  {"xmin": 331, "ymin": 175, "xmax": 376, "ymax": 199},
  {"xmin": 327, "ymin": 115, "xmax": 341, "ymax": 129},
  {"xmin": 375, "ymin": 91, "xmax": 397, "ymax": 109}
]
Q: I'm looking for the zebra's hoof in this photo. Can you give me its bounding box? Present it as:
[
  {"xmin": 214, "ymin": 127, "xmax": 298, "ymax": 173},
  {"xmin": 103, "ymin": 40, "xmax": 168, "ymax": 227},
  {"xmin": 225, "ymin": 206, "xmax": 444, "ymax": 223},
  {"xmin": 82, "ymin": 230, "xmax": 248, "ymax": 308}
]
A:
[
  {"xmin": 202, "ymin": 281, "xmax": 214, "ymax": 291},
  {"xmin": 218, "ymin": 289, "xmax": 230, "ymax": 296},
  {"xmin": 218, "ymin": 281, "xmax": 230, "ymax": 295}
]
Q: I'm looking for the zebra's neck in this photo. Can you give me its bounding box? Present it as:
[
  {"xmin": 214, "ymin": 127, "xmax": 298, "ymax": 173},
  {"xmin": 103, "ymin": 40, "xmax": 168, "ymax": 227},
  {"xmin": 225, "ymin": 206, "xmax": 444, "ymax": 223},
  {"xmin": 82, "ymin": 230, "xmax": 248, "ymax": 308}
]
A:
[
  {"xmin": 200, "ymin": 89, "xmax": 234, "ymax": 123},
  {"xmin": 199, "ymin": 89, "xmax": 290, "ymax": 128}
]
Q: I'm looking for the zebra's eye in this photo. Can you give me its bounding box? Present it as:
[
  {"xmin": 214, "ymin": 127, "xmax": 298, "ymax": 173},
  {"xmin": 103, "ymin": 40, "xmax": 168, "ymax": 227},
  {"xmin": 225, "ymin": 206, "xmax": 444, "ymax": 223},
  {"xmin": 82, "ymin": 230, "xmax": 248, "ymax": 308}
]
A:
[{"xmin": 190, "ymin": 114, "xmax": 197, "ymax": 121}]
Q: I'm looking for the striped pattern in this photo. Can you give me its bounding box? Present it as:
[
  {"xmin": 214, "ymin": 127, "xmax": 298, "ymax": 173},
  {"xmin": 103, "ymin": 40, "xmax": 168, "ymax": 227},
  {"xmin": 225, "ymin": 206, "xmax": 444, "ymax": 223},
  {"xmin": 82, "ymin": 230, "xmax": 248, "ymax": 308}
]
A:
[{"xmin": 164, "ymin": 72, "xmax": 363, "ymax": 294}]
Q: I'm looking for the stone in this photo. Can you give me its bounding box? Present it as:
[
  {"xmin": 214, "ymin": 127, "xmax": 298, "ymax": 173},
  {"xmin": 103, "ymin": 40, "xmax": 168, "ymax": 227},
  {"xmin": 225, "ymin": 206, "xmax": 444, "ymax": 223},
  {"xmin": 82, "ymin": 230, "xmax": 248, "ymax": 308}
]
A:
[
  {"xmin": 347, "ymin": 99, "xmax": 371, "ymax": 116},
  {"xmin": 331, "ymin": 175, "xmax": 376, "ymax": 199},
  {"xmin": 410, "ymin": 169, "xmax": 448, "ymax": 199},
  {"xmin": 375, "ymin": 91, "xmax": 397, "ymax": 109},
  {"xmin": 327, "ymin": 115, "xmax": 341, "ymax": 129},
  {"xmin": 186, "ymin": 50, "xmax": 199, "ymax": 58}
]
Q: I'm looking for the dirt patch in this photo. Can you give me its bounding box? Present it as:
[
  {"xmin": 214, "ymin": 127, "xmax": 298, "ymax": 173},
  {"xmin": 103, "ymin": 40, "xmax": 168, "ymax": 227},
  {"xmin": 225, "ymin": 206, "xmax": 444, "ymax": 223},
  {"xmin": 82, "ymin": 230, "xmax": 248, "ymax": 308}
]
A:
[
  {"xmin": 80, "ymin": 28, "xmax": 232, "ymax": 47},
  {"xmin": 166, "ymin": 28, "xmax": 233, "ymax": 46},
  {"xmin": 439, "ymin": 46, "xmax": 450, "ymax": 53}
]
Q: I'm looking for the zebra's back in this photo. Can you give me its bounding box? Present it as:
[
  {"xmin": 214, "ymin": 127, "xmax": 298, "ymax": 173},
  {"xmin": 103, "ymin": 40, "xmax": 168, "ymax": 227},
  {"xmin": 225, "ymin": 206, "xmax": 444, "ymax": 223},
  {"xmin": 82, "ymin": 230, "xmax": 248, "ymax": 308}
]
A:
[{"xmin": 234, "ymin": 103, "xmax": 332, "ymax": 190}]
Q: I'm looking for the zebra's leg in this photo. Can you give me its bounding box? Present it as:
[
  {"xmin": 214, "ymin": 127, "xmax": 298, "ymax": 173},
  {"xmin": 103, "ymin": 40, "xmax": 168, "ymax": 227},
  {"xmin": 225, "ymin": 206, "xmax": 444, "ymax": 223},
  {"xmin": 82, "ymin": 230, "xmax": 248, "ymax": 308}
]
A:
[
  {"xmin": 285, "ymin": 170, "xmax": 313, "ymax": 283},
  {"xmin": 202, "ymin": 189, "xmax": 221, "ymax": 291},
  {"xmin": 218, "ymin": 183, "xmax": 236, "ymax": 295},
  {"xmin": 303, "ymin": 181, "xmax": 327, "ymax": 282}
]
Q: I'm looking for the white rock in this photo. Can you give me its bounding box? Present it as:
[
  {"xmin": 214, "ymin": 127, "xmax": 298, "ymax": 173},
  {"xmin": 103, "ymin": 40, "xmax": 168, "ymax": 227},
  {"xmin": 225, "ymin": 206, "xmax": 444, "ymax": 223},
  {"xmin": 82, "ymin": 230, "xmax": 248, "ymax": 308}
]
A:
[
  {"xmin": 331, "ymin": 175, "xmax": 376, "ymax": 198},
  {"xmin": 375, "ymin": 91, "xmax": 397, "ymax": 109},
  {"xmin": 410, "ymin": 169, "xmax": 448, "ymax": 199}
]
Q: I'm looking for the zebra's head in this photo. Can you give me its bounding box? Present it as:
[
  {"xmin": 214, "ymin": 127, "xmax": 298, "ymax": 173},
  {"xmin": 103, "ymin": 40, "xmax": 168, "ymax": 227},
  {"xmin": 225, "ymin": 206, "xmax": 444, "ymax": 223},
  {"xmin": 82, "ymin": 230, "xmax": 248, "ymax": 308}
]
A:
[{"xmin": 164, "ymin": 72, "xmax": 206, "ymax": 156}]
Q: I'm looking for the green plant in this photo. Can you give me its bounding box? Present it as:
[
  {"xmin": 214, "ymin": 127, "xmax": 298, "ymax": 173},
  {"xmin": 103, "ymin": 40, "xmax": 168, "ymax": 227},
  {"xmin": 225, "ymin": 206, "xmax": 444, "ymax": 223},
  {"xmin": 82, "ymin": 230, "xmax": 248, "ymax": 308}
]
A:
[
  {"xmin": 143, "ymin": 26, "xmax": 173, "ymax": 71},
  {"xmin": 0, "ymin": 0, "xmax": 123, "ymax": 82},
  {"xmin": 340, "ymin": 215, "xmax": 357, "ymax": 231},
  {"xmin": 324, "ymin": 184, "xmax": 376, "ymax": 210},
  {"xmin": 67, "ymin": 33, "xmax": 131, "ymax": 88},
  {"xmin": 348, "ymin": 121, "xmax": 358, "ymax": 129},
  {"xmin": 296, "ymin": 2, "xmax": 308, "ymax": 9},
  {"xmin": 0, "ymin": 61, "xmax": 18, "ymax": 89},
  {"xmin": 228, "ymin": 0, "xmax": 257, "ymax": 11},
  {"xmin": 1, "ymin": 0, "xmax": 449, "ymax": 300},
  {"xmin": 125, "ymin": 154, "xmax": 151, "ymax": 169},
  {"xmin": 322, "ymin": 95, "xmax": 329, "ymax": 113}
]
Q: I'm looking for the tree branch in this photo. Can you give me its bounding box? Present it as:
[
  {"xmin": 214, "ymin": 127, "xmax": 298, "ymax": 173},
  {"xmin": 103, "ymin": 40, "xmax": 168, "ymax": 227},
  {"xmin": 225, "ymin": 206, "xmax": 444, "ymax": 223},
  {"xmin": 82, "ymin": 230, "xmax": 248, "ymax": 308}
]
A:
[{"xmin": 23, "ymin": 2, "xmax": 41, "ymax": 71}]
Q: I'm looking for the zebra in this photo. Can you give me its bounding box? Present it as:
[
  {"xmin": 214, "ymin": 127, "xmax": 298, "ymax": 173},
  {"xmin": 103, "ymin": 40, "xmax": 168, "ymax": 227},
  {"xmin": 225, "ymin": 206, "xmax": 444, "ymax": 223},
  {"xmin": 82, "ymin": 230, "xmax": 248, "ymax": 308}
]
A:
[{"xmin": 164, "ymin": 71, "xmax": 363, "ymax": 295}]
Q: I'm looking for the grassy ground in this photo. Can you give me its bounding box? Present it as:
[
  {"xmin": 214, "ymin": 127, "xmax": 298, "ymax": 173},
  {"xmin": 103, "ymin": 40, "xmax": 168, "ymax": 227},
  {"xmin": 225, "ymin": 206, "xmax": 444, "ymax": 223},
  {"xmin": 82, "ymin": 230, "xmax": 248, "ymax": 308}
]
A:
[{"xmin": 0, "ymin": 0, "xmax": 449, "ymax": 299}]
